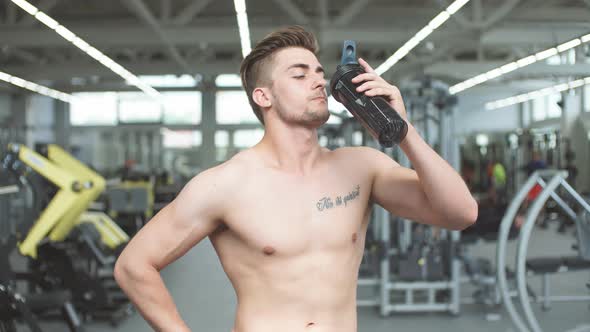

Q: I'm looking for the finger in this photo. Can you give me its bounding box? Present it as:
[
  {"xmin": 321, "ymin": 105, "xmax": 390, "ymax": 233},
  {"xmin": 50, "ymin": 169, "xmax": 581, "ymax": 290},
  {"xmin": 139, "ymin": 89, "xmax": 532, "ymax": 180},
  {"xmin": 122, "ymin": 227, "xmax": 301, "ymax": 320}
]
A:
[
  {"xmin": 356, "ymin": 81, "xmax": 382, "ymax": 93},
  {"xmin": 364, "ymin": 87, "xmax": 390, "ymax": 97},
  {"xmin": 351, "ymin": 72, "xmax": 378, "ymax": 84},
  {"xmin": 358, "ymin": 58, "xmax": 376, "ymax": 74}
]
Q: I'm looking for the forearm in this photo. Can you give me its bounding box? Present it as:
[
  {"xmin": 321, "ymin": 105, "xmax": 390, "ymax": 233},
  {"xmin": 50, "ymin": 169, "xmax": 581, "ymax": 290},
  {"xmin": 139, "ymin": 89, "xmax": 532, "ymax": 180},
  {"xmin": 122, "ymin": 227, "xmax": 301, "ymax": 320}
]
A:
[
  {"xmin": 400, "ymin": 124, "xmax": 477, "ymax": 227},
  {"xmin": 114, "ymin": 261, "xmax": 190, "ymax": 332}
]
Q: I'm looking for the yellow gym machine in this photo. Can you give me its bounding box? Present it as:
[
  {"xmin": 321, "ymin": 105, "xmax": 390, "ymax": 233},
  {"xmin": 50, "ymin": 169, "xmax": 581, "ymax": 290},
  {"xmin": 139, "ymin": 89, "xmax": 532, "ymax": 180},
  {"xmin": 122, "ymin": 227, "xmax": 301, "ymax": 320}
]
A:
[
  {"xmin": 4, "ymin": 143, "xmax": 128, "ymax": 258},
  {"xmin": 2, "ymin": 143, "xmax": 132, "ymax": 325}
]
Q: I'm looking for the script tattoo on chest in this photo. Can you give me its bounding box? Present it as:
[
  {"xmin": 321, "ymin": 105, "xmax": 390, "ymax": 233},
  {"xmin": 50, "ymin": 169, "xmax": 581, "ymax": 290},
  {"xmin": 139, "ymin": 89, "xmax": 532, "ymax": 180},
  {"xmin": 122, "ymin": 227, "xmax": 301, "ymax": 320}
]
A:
[{"xmin": 316, "ymin": 185, "xmax": 361, "ymax": 212}]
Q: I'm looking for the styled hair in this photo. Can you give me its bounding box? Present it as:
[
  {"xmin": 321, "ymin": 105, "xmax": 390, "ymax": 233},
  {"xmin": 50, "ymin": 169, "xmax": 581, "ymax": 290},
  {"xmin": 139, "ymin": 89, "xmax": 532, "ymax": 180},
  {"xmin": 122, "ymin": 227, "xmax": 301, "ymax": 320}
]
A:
[{"xmin": 239, "ymin": 25, "xmax": 319, "ymax": 125}]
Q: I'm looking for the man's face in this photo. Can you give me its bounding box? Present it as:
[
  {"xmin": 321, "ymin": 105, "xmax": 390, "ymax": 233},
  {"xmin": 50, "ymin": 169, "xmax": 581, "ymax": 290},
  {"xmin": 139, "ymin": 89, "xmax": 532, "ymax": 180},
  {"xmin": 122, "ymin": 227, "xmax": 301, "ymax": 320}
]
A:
[{"xmin": 267, "ymin": 47, "xmax": 329, "ymax": 127}]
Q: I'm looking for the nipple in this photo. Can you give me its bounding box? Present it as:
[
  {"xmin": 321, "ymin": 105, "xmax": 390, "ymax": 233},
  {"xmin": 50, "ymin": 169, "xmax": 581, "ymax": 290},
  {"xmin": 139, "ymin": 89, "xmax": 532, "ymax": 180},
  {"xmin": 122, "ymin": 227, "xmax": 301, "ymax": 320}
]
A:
[{"xmin": 263, "ymin": 246, "xmax": 276, "ymax": 256}]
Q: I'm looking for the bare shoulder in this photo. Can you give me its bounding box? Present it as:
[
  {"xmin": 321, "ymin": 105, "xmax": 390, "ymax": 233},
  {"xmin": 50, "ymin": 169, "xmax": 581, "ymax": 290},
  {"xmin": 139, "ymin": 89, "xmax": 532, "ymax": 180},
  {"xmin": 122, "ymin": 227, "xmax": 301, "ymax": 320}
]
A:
[
  {"xmin": 329, "ymin": 146, "xmax": 400, "ymax": 168},
  {"xmin": 185, "ymin": 151, "xmax": 249, "ymax": 195}
]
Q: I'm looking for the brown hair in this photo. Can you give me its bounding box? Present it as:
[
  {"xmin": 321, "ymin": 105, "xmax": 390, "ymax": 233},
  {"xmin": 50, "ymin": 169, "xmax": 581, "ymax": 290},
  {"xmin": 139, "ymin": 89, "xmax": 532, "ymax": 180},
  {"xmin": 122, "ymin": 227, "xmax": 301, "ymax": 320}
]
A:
[{"xmin": 239, "ymin": 25, "xmax": 319, "ymax": 125}]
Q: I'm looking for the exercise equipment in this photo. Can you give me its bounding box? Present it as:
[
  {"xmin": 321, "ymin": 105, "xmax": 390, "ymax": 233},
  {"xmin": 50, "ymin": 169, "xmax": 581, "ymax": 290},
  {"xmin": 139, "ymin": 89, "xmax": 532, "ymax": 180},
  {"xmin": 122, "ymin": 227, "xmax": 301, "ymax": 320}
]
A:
[
  {"xmin": 1, "ymin": 143, "xmax": 133, "ymax": 326},
  {"xmin": 497, "ymin": 170, "xmax": 590, "ymax": 332},
  {"xmin": 356, "ymin": 77, "xmax": 461, "ymax": 315},
  {"xmin": 0, "ymin": 180, "xmax": 84, "ymax": 332},
  {"xmin": 106, "ymin": 179, "xmax": 154, "ymax": 236}
]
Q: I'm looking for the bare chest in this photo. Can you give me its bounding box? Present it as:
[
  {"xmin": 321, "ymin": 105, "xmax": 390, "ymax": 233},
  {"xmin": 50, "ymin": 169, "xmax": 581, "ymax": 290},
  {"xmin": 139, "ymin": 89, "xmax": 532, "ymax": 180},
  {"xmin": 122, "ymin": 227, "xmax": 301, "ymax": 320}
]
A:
[{"xmin": 221, "ymin": 174, "xmax": 372, "ymax": 257}]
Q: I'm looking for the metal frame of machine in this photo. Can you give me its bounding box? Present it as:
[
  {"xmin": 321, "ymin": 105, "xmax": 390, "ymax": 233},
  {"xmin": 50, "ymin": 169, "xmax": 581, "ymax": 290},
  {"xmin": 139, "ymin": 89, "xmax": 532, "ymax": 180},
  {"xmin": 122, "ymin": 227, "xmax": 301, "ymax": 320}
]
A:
[{"xmin": 497, "ymin": 170, "xmax": 590, "ymax": 332}]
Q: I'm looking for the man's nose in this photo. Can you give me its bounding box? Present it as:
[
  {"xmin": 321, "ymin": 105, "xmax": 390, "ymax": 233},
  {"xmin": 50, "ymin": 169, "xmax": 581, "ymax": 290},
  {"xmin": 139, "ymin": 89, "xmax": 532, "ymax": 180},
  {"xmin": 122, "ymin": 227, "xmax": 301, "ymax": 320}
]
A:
[{"xmin": 314, "ymin": 76, "xmax": 327, "ymax": 89}]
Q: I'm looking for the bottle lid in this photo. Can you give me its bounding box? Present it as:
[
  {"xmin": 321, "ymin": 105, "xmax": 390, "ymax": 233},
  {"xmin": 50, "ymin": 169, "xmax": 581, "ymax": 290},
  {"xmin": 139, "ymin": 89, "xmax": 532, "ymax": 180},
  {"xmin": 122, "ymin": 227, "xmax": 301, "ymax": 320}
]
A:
[{"xmin": 340, "ymin": 40, "xmax": 358, "ymax": 65}]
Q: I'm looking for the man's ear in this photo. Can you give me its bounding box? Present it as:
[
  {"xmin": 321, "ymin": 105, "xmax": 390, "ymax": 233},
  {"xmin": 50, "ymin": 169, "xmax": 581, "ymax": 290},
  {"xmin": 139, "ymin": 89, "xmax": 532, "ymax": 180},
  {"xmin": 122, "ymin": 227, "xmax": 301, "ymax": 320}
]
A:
[{"xmin": 253, "ymin": 87, "xmax": 272, "ymax": 108}]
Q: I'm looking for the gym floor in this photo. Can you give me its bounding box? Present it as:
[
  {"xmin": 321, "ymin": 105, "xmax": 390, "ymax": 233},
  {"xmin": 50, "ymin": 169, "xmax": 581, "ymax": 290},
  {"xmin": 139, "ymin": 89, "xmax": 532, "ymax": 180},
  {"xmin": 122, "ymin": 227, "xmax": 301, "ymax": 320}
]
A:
[{"xmin": 18, "ymin": 222, "xmax": 590, "ymax": 332}]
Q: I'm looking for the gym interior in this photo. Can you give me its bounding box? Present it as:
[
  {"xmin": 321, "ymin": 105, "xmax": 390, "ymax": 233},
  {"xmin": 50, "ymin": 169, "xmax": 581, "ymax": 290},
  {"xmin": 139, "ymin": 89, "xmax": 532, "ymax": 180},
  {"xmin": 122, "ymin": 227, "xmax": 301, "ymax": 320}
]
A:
[{"xmin": 1, "ymin": 0, "xmax": 590, "ymax": 331}]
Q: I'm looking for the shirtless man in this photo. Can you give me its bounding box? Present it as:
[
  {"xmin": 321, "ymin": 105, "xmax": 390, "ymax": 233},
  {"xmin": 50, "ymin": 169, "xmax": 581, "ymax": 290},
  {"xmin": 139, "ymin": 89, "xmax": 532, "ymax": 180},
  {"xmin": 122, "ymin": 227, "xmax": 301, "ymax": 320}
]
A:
[{"xmin": 114, "ymin": 26, "xmax": 478, "ymax": 332}]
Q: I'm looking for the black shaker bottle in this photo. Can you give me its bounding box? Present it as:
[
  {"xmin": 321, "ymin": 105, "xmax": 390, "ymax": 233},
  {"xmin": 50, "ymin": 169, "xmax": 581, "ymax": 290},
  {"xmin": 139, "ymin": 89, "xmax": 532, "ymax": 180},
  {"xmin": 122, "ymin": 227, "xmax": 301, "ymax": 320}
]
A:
[{"xmin": 329, "ymin": 40, "xmax": 408, "ymax": 147}]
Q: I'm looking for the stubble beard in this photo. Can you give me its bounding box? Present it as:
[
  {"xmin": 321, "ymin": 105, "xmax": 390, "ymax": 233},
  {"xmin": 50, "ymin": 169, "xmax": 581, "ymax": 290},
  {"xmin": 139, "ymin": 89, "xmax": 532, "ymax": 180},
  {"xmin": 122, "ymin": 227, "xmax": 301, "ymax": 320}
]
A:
[{"xmin": 275, "ymin": 98, "xmax": 330, "ymax": 127}]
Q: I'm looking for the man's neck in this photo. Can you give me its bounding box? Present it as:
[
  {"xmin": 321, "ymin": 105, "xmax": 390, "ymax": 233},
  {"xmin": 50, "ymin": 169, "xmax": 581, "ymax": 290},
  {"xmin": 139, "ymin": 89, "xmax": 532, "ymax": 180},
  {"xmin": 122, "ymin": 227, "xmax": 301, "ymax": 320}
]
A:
[{"xmin": 255, "ymin": 122, "xmax": 323, "ymax": 176}]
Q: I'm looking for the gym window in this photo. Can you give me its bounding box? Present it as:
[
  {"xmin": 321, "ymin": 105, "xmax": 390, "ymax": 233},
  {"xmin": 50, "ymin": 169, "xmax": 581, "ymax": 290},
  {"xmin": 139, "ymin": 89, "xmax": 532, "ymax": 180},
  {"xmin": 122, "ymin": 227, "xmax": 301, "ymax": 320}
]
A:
[
  {"xmin": 234, "ymin": 129, "xmax": 264, "ymax": 148},
  {"xmin": 118, "ymin": 92, "xmax": 162, "ymax": 123},
  {"xmin": 162, "ymin": 129, "xmax": 202, "ymax": 148},
  {"xmin": 546, "ymin": 93, "xmax": 562, "ymax": 119},
  {"xmin": 216, "ymin": 90, "xmax": 259, "ymax": 124},
  {"xmin": 70, "ymin": 91, "xmax": 202, "ymax": 125},
  {"xmin": 162, "ymin": 92, "xmax": 202, "ymax": 124},
  {"xmin": 532, "ymin": 92, "xmax": 562, "ymax": 121},
  {"xmin": 215, "ymin": 74, "xmax": 242, "ymax": 88},
  {"xmin": 215, "ymin": 130, "xmax": 230, "ymax": 162},
  {"xmin": 70, "ymin": 92, "xmax": 118, "ymax": 126}
]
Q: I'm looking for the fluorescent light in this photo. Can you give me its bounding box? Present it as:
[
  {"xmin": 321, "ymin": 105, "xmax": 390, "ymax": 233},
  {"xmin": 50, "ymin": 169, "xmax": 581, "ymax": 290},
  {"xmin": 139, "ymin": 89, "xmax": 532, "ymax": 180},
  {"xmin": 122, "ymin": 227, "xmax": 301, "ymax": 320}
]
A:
[
  {"xmin": 10, "ymin": 0, "xmax": 38, "ymax": 15},
  {"xmin": 35, "ymin": 11, "xmax": 59, "ymax": 29},
  {"xmin": 58, "ymin": 93, "xmax": 72, "ymax": 102},
  {"xmin": 448, "ymin": 83, "xmax": 464, "ymax": 95},
  {"xmin": 500, "ymin": 62, "xmax": 518, "ymax": 74},
  {"xmin": 414, "ymin": 26, "xmax": 433, "ymax": 42},
  {"xmin": 485, "ymin": 68, "xmax": 503, "ymax": 80},
  {"xmin": 237, "ymin": 12, "xmax": 251, "ymax": 57},
  {"xmin": 535, "ymin": 48, "xmax": 558, "ymax": 61},
  {"xmin": 569, "ymin": 79, "xmax": 585, "ymax": 89},
  {"xmin": 539, "ymin": 87, "xmax": 554, "ymax": 95},
  {"xmin": 463, "ymin": 78, "xmax": 476, "ymax": 89},
  {"xmin": 527, "ymin": 91, "xmax": 542, "ymax": 99},
  {"xmin": 11, "ymin": 1, "xmax": 163, "ymax": 101},
  {"xmin": 472, "ymin": 74, "xmax": 487, "ymax": 85},
  {"xmin": 446, "ymin": 0, "xmax": 470, "ymax": 15},
  {"xmin": 234, "ymin": 0, "xmax": 251, "ymax": 58},
  {"xmin": 24, "ymin": 82, "xmax": 38, "ymax": 91},
  {"xmin": 556, "ymin": 39, "xmax": 581, "ymax": 52},
  {"xmin": 85, "ymin": 46, "xmax": 104, "ymax": 60},
  {"xmin": 486, "ymin": 78, "xmax": 590, "ymax": 110},
  {"xmin": 1, "ymin": 70, "xmax": 74, "ymax": 102},
  {"xmin": 0, "ymin": 71, "xmax": 12, "ymax": 81},
  {"xmin": 516, "ymin": 55, "xmax": 537, "ymax": 67},
  {"xmin": 429, "ymin": 12, "xmax": 450, "ymax": 30},
  {"xmin": 72, "ymin": 37, "xmax": 90, "ymax": 52},
  {"xmin": 554, "ymin": 83, "xmax": 569, "ymax": 92},
  {"xmin": 450, "ymin": 31, "xmax": 590, "ymax": 95},
  {"xmin": 374, "ymin": 0, "xmax": 471, "ymax": 76},
  {"xmin": 55, "ymin": 26, "xmax": 76, "ymax": 41},
  {"xmin": 233, "ymin": 0, "xmax": 246, "ymax": 13},
  {"xmin": 9, "ymin": 77, "xmax": 26, "ymax": 88}
]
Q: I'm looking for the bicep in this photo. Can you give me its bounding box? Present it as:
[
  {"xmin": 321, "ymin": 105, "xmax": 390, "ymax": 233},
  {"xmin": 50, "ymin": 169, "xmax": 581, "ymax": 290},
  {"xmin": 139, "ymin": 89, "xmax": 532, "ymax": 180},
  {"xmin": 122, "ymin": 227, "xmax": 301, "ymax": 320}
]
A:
[
  {"xmin": 119, "ymin": 174, "xmax": 223, "ymax": 271},
  {"xmin": 368, "ymin": 150, "xmax": 443, "ymax": 226}
]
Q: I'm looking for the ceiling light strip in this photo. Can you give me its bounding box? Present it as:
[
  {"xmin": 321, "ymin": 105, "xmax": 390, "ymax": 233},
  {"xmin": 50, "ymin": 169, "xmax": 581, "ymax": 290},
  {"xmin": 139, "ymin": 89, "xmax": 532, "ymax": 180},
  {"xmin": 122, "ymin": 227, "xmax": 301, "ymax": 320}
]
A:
[
  {"xmin": 374, "ymin": 0, "xmax": 471, "ymax": 76},
  {"xmin": 0, "ymin": 70, "xmax": 74, "ymax": 103},
  {"xmin": 234, "ymin": 0, "xmax": 252, "ymax": 58},
  {"xmin": 10, "ymin": 0, "xmax": 162, "ymax": 101},
  {"xmin": 485, "ymin": 77, "xmax": 590, "ymax": 111},
  {"xmin": 450, "ymin": 33, "xmax": 589, "ymax": 95}
]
